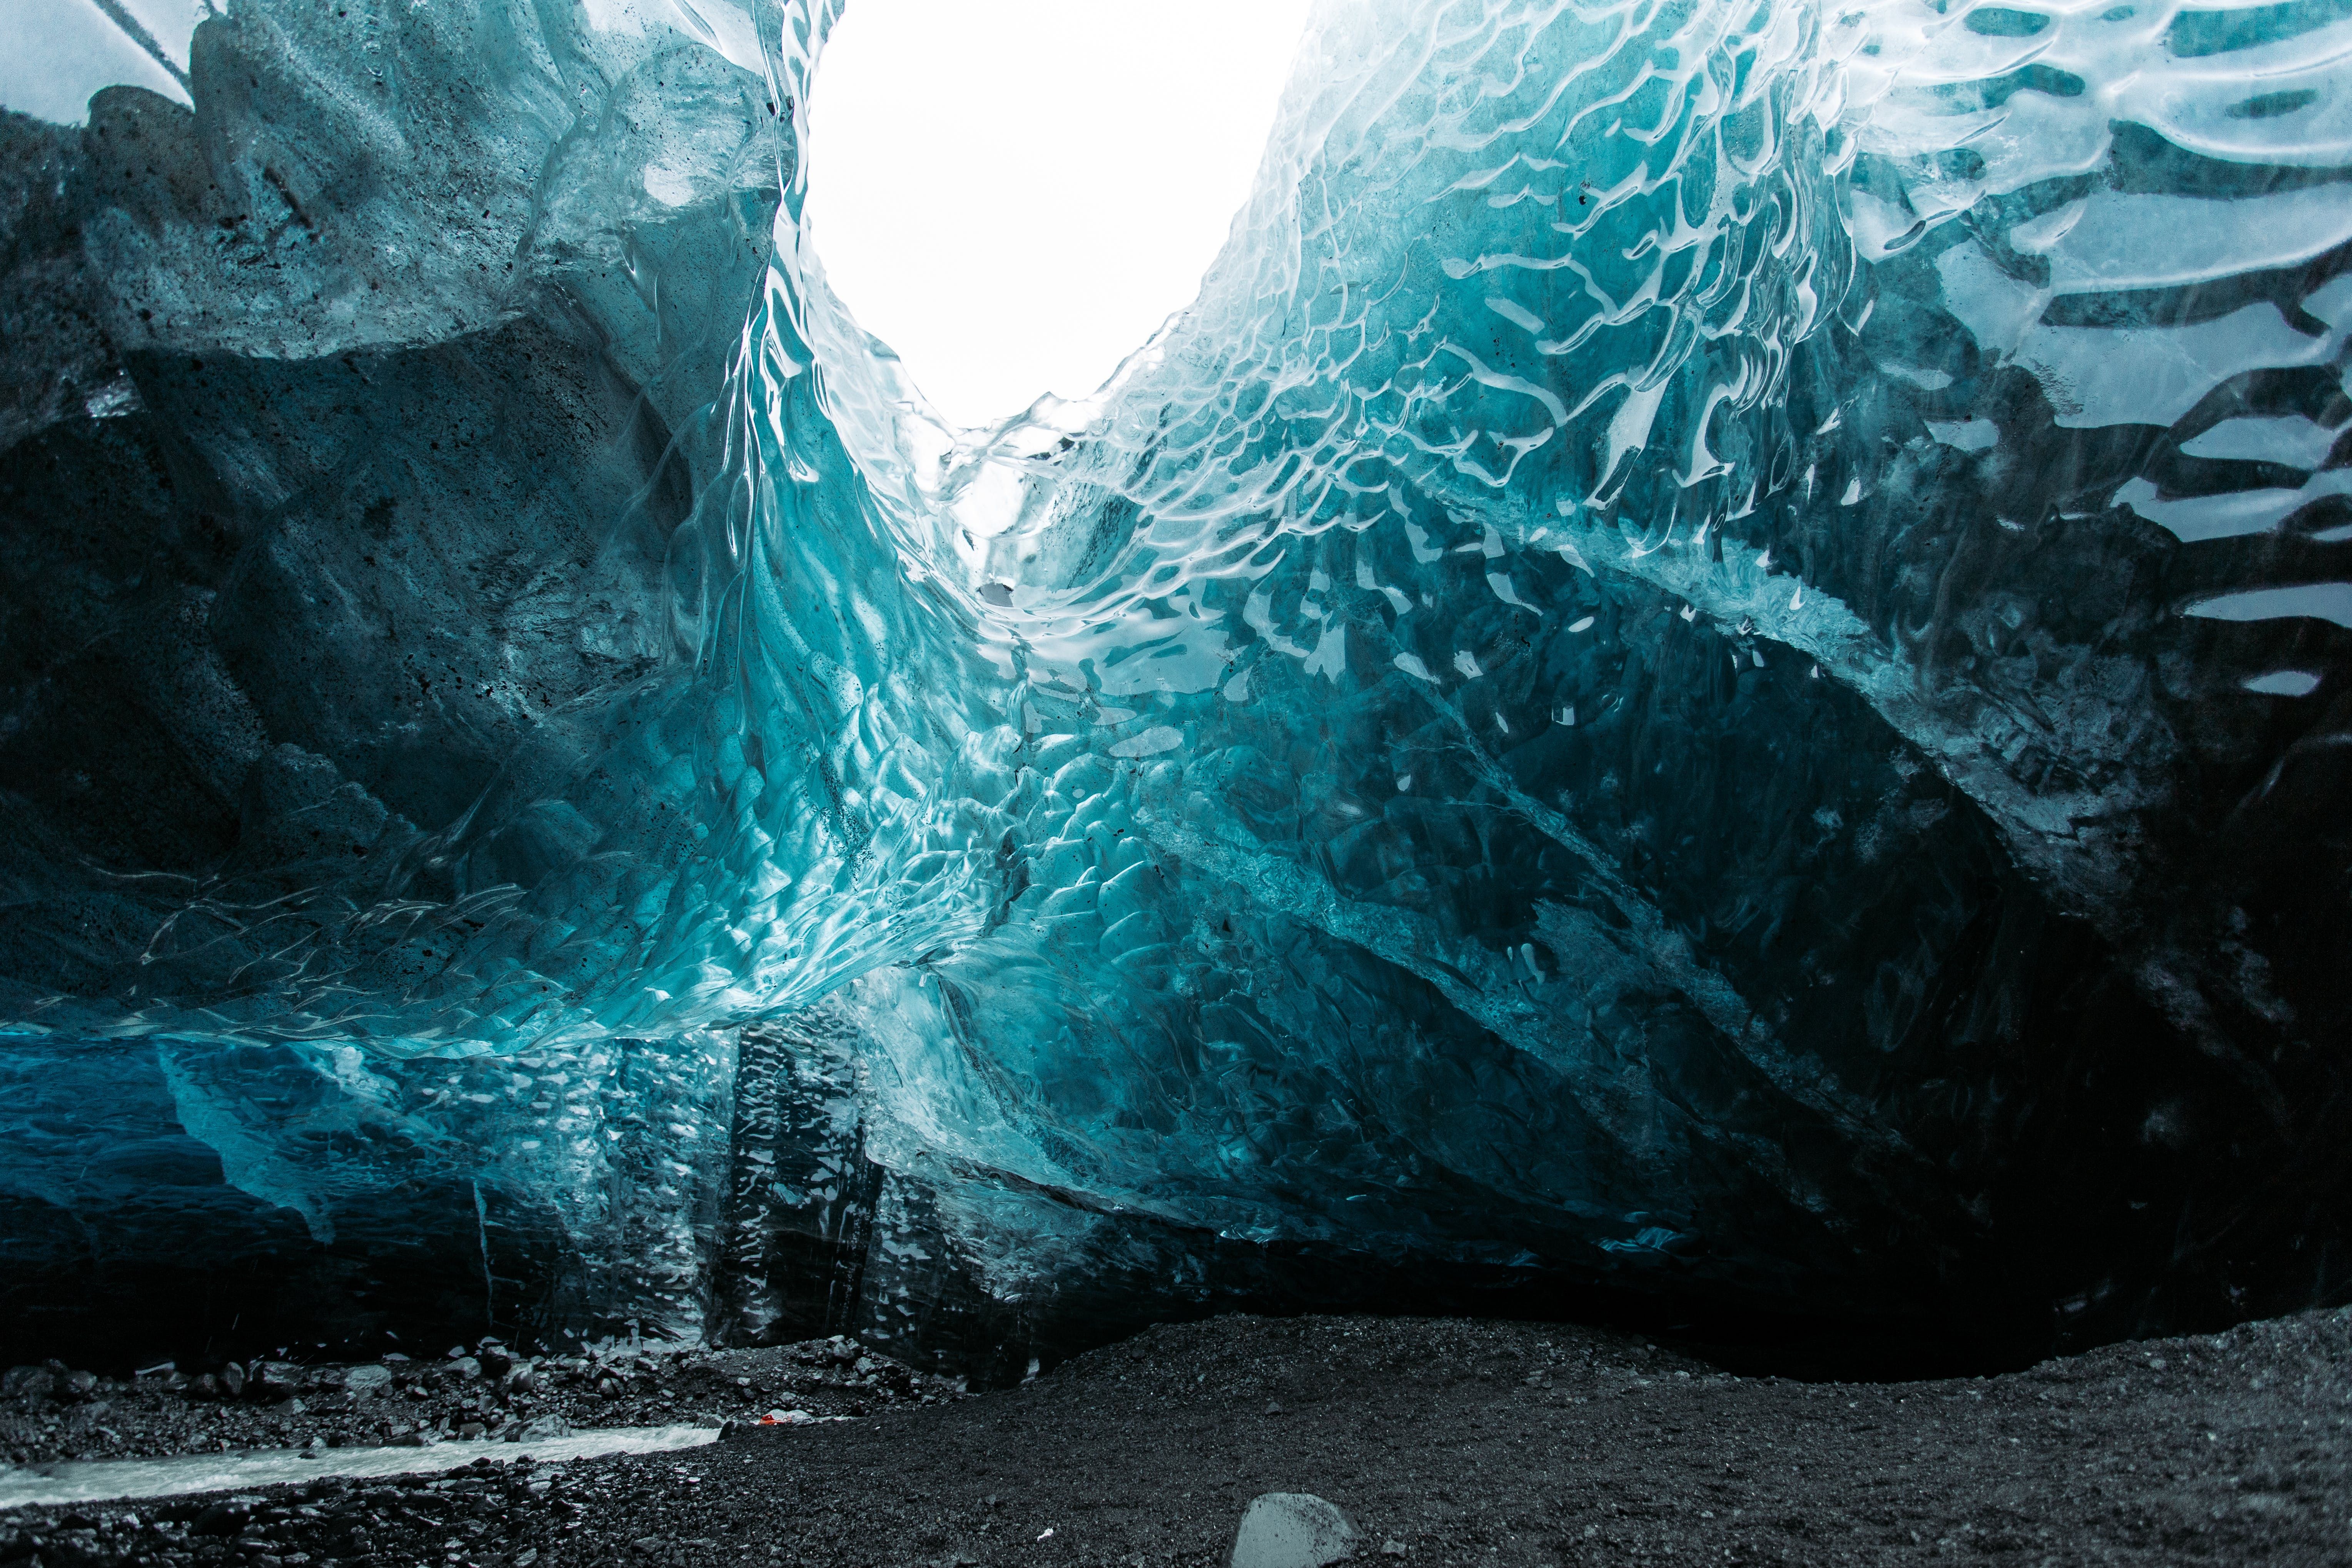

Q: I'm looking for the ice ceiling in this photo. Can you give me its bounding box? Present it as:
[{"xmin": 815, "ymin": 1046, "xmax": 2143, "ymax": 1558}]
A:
[{"xmin": 1, "ymin": 0, "xmax": 2347, "ymax": 1374}]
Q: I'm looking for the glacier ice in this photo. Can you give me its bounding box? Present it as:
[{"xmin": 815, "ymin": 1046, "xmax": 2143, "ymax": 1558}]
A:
[{"xmin": 2, "ymin": 0, "xmax": 2348, "ymax": 1377}]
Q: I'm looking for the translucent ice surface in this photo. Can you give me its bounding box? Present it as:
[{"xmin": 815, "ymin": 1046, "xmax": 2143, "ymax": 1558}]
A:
[{"xmin": 1, "ymin": 0, "xmax": 2347, "ymax": 1373}]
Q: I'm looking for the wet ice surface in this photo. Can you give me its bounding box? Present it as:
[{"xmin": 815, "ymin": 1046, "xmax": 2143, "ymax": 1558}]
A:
[{"xmin": 0, "ymin": 1424, "xmax": 717, "ymax": 1510}]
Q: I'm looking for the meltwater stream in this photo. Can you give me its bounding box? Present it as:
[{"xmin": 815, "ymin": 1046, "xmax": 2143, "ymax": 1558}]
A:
[
  {"xmin": 0, "ymin": 1428, "xmax": 719, "ymax": 1511},
  {"xmin": 0, "ymin": 0, "xmax": 2347, "ymax": 1376}
]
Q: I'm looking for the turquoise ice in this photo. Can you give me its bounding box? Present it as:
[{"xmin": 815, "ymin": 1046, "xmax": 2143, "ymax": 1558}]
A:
[{"xmin": 1, "ymin": 0, "xmax": 2347, "ymax": 1368}]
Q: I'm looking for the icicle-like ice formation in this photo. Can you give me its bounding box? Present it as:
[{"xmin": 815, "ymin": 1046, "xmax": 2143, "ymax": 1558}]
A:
[{"xmin": 1, "ymin": 0, "xmax": 2346, "ymax": 1369}]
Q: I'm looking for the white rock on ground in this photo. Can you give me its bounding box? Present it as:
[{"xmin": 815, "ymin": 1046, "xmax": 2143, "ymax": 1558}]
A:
[{"xmin": 1231, "ymin": 1492, "xmax": 1360, "ymax": 1568}]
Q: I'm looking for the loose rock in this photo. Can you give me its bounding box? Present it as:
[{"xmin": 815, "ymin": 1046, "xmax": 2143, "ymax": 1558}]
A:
[{"xmin": 1232, "ymin": 1492, "xmax": 1359, "ymax": 1568}]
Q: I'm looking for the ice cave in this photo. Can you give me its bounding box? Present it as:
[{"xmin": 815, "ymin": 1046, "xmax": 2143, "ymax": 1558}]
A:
[{"xmin": 2, "ymin": 0, "xmax": 2349, "ymax": 1400}]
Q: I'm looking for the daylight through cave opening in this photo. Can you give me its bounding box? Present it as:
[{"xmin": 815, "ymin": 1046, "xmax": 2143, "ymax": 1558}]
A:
[{"xmin": 801, "ymin": 0, "xmax": 1312, "ymax": 429}]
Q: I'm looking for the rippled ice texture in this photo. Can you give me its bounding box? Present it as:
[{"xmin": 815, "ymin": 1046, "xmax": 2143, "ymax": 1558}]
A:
[{"xmin": 2, "ymin": 0, "xmax": 2347, "ymax": 1366}]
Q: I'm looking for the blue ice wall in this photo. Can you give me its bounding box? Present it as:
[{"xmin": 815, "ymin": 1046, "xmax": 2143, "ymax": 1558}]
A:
[
  {"xmin": 2, "ymin": 0, "xmax": 2348, "ymax": 1366},
  {"xmin": 0, "ymin": 1030, "xmax": 731, "ymax": 1365}
]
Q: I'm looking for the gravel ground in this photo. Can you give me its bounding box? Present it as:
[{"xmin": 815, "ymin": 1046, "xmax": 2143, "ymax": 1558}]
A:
[
  {"xmin": 2, "ymin": 1307, "xmax": 2346, "ymax": 1567},
  {"xmin": 0, "ymin": 1338, "xmax": 966, "ymax": 1465}
]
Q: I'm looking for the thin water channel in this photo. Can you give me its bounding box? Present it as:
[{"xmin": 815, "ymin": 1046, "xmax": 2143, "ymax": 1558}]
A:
[{"xmin": 0, "ymin": 1424, "xmax": 721, "ymax": 1510}]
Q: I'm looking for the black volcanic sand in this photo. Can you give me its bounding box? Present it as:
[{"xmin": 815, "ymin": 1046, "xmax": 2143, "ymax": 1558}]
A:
[{"xmin": 3, "ymin": 1308, "xmax": 2347, "ymax": 1567}]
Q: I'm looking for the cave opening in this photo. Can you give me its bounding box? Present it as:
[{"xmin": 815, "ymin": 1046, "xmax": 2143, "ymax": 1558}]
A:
[{"xmin": 802, "ymin": 0, "xmax": 1311, "ymax": 428}]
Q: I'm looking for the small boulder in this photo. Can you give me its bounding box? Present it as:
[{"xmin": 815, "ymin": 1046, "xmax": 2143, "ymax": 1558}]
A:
[
  {"xmin": 2, "ymin": 1366, "xmax": 55, "ymax": 1398},
  {"xmin": 193, "ymin": 1497, "xmax": 262, "ymax": 1536},
  {"xmin": 252, "ymin": 1363, "xmax": 302, "ymax": 1399},
  {"xmin": 343, "ymin": 1364, "xmax": 392, "ymax": 1398},
  {"xmin": 1232, "ymin": 1493, "xmax": 1359, "ymax": 1568}
]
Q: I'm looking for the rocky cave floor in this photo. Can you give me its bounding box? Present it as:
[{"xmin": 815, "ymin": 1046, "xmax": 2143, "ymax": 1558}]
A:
[{"xmin": 2, "ymin": 1308, "xmax": 2347, "ymax": 1567}]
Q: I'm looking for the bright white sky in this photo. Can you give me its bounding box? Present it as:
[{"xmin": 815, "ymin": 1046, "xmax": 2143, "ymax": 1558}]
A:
[
  {"xmin": 0, "ymin": 0, "xmax": 191, "ymax": 123},
  {"xmin": 806, "ymin": 0, "xmax": 1312, "ymax": 429}
]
